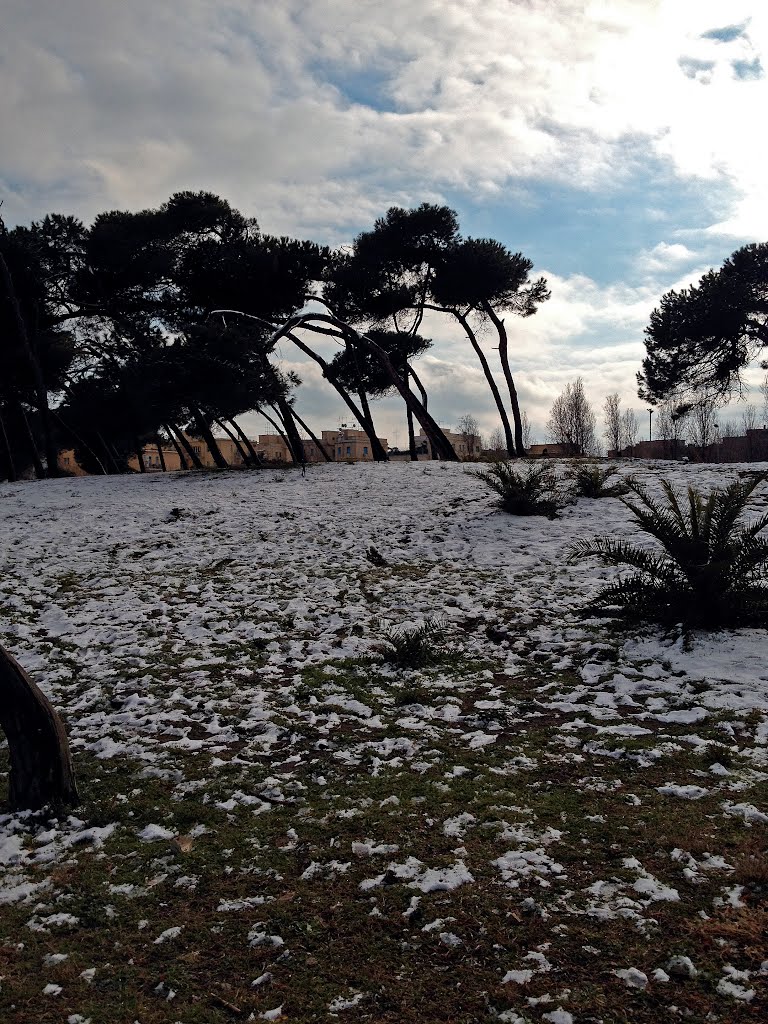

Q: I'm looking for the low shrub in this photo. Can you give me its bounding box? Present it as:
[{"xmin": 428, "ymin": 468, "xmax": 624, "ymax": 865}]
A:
[
  {"xmin": 379, "ymin": 618, "xmax": 449, "ymax": 668},
  {"xmin": 567, "ymin": 462, "xmax": 632, "ymax": 498},
  {"xmin": 472, "ymin": 460, "xmax": 569, "ymax": 518},
  {"xmin": 569, "ymin": 475, "xmax": 768, "ymax": 627}
]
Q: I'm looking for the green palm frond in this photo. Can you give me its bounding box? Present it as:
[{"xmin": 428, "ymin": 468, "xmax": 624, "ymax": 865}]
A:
[
  {"xmin": 571, "ymin": 474, "xmax": 768, "ymax": 627},
  {"xmin": 472, "ymin": 460, "xmax": 568, "ymax": 518}
]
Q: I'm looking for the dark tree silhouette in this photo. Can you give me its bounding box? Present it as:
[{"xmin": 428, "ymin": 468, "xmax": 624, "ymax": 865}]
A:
[
  {"xmin": 639, "ymin": 242, "xmax": 768, "ymax": 404},
  {"xmin": 326, "ymin": 206, "xmax": 548, "ymax": 458}
]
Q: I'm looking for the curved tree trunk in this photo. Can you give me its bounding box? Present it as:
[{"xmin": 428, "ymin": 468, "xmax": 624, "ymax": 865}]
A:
[
  {"xmin": 227, "ymin": 418, "xmax": 263, "ymax": 467},
  {"xmin": 291, "ymin": 408, "xmax": 332, "ymax": 463},
  {"xmin": 164, "ymin": 424, "xmax": 189, "ymax": 470},
  {"xmin": 192, "ymin": 408, "xmax": 229, "ymax": 469},
  {"xmin": 284, "ymin": 315, "xmax": 457, "ymax": 461},
  {"xmin": 255, "ymin": 405, "xmax": 294, "ymax": 462},
  {"xmin": 283, "ymin": 330, "xmax": 388, "ymax": 462},
  {"xmin": 156, "ymin": 438, "xmax": 167, "ymax": 472},
  {"xmin": 95, "ymin": 430, "xmax": 121, "ymax": 474},
  {"xmin": 0, "ymin": 645, "xmax": 79, "ymax": 811},
  {"xmin": 453, "ymin": 310, "xmax": 517, "ymax": 457},
  {"xmin": 170, "ymin": 425, "xmax": 205, "ymax": 469},
  {"xmin": 216, "ymin": 418, "xmax": 250, "ymax": 466},
  {"xmin": 51, "ymin": 411, "xmax": 107, "ymax": 475},
  {"xmin": 275, "ymin": 397, "xmax": 306, "ymax": 466},
  {"xmin": 355, "ymin": 390, "xmax": 388, "ymax": 463},
  {"xmin": 18, "ymin": 402, "xmax": 45, "ymax": 479},
  {"xmin": 205, "ymin": 309, "xmax": 391, "ymax": 463},
  {"xmin": 134, "ymin": 437, "xmax": 146, "ymax": 473},
  {"xmin": 482, "ymin": 302, "xmax": 524, "ymax": 456}
]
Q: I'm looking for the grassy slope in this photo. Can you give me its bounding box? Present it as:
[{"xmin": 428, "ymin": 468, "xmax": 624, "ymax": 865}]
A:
[{"xmin": 0, "ymin": 461, "xmax": 766, "ymax": 1023}]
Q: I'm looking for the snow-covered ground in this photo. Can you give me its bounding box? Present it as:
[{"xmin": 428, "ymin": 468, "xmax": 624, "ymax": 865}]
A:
[{"xmin": 0, "ymin": 460, "xmax": 766, "ymax": 1022}]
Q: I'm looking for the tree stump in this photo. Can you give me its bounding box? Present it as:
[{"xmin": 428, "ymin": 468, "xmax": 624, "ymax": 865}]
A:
[{"xmin": 0, "ymin": 644, "xmax": 79, "ymax": 811}]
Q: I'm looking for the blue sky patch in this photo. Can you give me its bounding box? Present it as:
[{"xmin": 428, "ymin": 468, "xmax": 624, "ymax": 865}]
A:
[
  {"xmin": 701, "ymin": 23, "xmax": 749, "ymax": 44},
  {"xmin": 732, "ymin": 57, "xmax": 763, "ymax": 80}
]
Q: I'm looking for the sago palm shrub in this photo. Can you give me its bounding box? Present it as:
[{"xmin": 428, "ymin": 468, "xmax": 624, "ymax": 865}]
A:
[
  {"xmin": 473, "ymin": 460, "xmax": 569, "ymax": 518},
  {"xmin": 567, "ymin": 462, "xmax": 632, "ymax": 498},
  {"xmin": 570, "ymin": 475, "xmax": 768, "ymax": 627}
]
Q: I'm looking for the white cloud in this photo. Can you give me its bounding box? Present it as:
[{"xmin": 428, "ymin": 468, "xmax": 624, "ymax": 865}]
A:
[
  {"xmin": 2, "ymin": 0, "xmax": 767, "ymax": 241},
  {"xmin": 3, "ymin": 0, "xmax": 766, "ymax": 447}
]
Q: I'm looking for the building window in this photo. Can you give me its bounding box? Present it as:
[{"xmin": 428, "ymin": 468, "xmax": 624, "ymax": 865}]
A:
[
  {"xmin": 363, "ymin": 446, "xmax": 368, "ymax": 455},
  {"xmin": 346, "ymin": 446, "xmax": 351, "ymax": 455},
  {"xmin": 338, "ymin": 446, "xmax": 342, "ymax": 455}
]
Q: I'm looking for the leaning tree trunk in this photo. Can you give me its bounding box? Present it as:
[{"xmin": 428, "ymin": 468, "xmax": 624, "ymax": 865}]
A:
[
  {"xmin": 14, "ymin": 400, "xmax": 45, "ymax": 479},
  {"xmin": 216, "ymin": 418, "xmax": 251, "ymax": 466},
  {"xmin": 285, "ymin": 316, "xmax": 457, "ymax": 460},
  {"xmin": 274, "ymin": 398, "xmax": 306, "ymax": 466},
  {"xmin": 165, "ymin": 424, "xmax": 190, "ymax": 470},
  {"xmin": 192, "ymin": 408, "xmax": 229, "ymax": 469},
  {"xmin": 170, "ymin": 425, "xmax": 205, "ymax": 469},
  {"xmin": 355, "ymin": 390, "xmax": 387, "ymax": 463},
  {"xmin": 134, "ymin": 436, "xmax": 146, "ymax": 473},
  {"xmin": 291, "ymin": 408, "xmax": 332, "ymax": 463},
  {"xmin": 453, "ymin": 310, "xmax": 517, "ymax": 457},
  {"xmin": 255, "ymin": 405, "xmax": 294, "ymax": 461},
  {"xmin": 0, "ymin": 409, "xmax": 17, "ymax": 482},
  {"xmin": 0, "ymin": 645, "xmax": 79, "ymax": 811},
  {"xmin": 482, "ymin": 302, "xmax": 524, "ymax": 457},
  {"xmin": 227, "ymin": 418, "xmax": 263, "ymax": 467},
  {"xmin": 0, "ymin": 248, "xmax": 59, "ymax": 478},
  {"xmin": 155, "ymin": 436, "xmax": 167, "ymax": 472}
]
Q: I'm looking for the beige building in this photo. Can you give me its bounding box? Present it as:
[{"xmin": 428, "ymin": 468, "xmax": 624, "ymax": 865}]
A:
[
  {"xmin": 322, "ymin": 428, "xmax": 387, "ymax": 462},
  {"xmin": 61, "ymin": 426, "xmax": 389, "ymax": 475},
  {"xmin": 416, "ymin": 429, "xmax": 482, "ymax": 460}
]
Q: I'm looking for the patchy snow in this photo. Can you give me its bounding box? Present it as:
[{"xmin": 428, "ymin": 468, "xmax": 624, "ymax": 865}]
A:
[
  {"xmin": 614, "ymin": 967, "xmax": 649, "ymax": 989},
  {"xmin": 1, "ymin": 459, "xmax": 767, "ymax": 1017}
]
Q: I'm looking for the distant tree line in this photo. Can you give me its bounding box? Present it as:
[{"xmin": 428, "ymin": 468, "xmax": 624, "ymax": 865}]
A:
[{"xmin": 0, "ymin": 194, "xmax": 551, "ymax": 481}]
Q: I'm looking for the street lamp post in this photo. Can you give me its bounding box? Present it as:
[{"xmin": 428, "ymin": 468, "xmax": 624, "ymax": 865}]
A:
[{"xmin": 648, "ymin": 408, "xmax": 653, "ymax": 443}]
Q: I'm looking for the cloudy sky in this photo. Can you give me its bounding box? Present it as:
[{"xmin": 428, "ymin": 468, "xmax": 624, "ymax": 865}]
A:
[{"xmin": 3, "ymin": 0, "xmax": 767, "ymax": 446}]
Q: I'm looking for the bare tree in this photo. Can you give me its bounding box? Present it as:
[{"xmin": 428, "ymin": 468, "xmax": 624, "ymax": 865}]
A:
[
  {"xmin": 521, "ymin": 410, "xmax": 532, "ymax": 452},
  {"xmin": 546, "ymin": 378, "xmax": 598, "ymax": 455},
  {"xmin": 742, "ymin": 403, "xmax": 759, "ymax": 460},
  {"xmin": 604, "ymin": 393, "xmax": 622, "ymax": 454},
  {"xmin": 761, "ymin": 374, "xmax": 768, "ymax": 425},
  {"xmin": 742, "ymin": 403, "xmax": 759, "ymax": 433},
  {"xmin": 687, "ymin": 401, "xmax": 719, "ymax": 453},
  {"xmin": 655, "ymin": 400, "xmax": 688, "ymax": 458},
  {"xmin": 456, "ymin": 414, "xmax": 482, "ymax": 458},
  {"xmin": 488, "ymin": 426, "xmax": 505, "ymax": 452},
  {"xmin": 620, "ymin": 409, "xmax": 639, "ymax": 456},
  {"xmin": 720, "ymin": 418, "xmax": 738, "ymax": 438}
]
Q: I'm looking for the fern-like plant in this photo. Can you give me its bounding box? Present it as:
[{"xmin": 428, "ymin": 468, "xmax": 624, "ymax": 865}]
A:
[
  {"xmin": 567, "ymin": 463, "xmax": 632, "ymax": 498},
  {"xmin": 473, "ymin": 460, "xmax": 568, "ymax": 518},
  {"xmin": 570, "ymin": 476, "xmax": 768, "ymax": 627},
  {"xmin": 380, "ymin": 618, "xmax": 449, "ymax": 669}
]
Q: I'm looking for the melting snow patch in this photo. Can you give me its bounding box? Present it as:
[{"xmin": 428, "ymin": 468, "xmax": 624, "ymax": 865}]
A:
[
  {"xmin": 154, "ymin": 926, "xmax": 183, "ymax": 944},
  {"xmin": 722, "ymin": 801, "xmax": 768, "ymax": 824},
  {"xmin": 716, "ymin": 977, "xmax": 754, "ymax": 1001},
  {"xmin": 137, "ymin": 824, "xmax": 176, "ymax": 842},
  {"xmin": 614, "ymin": 968, "xmax": 648, "ymax": 989},
  {"xmin": 656, "ymin": 784, "xmax": 709, "ymax": 800},
  {"xmin": 328, "ymin": 991, "xmax": 365, "ymax": 1011},
  {"xmin": 542, "ymin": 1010, "xmax": 574, "ymax": 1024}
]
